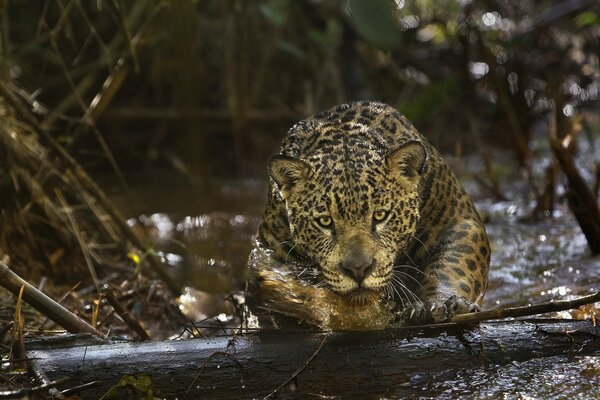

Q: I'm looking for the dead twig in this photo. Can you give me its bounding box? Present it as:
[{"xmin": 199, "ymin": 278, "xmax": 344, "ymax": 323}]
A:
[
  {"xmin": 529, "ymin": 163, "xmax": 557, "ymax": 220},
  {"xmin": 84, "ymin": 57, "xmax": 129, "ymax": 122},
  {"xmin": 27, "ymin": 357, "xmax": 66, "ymax": 399},
  {"xmin": 451, "ymin": 291, "xmax": 600, "ymax": 324},
  {"xmin": 183, "ymin": 351, "xmax": 243, "ymax": 400},
  {"xmin": 10, "ymin": 286, "xmax": 26, "ymax": 371},
  {"xmin": 60, "ymin": 380, "xmax": 102, "ymax": 397},
  {"xmin": 0, "ymin": 377, "xmax": 70, "ymax": 399},
  {"xmin": 103, "ymin": 288, "xmax": 151, "ymax": 341},
  {"xmin": 0, "ymin": 260, "xmax": 103, "ymax": 337},
  {"xmin": 55, "ymin": 189, "xmax": 100, "ymax": 291},
  {"xmin": 263, "ymin": 334, "xmax": 328, "ymax": 399}
]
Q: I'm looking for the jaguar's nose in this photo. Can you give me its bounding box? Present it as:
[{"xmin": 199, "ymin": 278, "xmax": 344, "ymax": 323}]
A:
[{"xmin": 340, "ymin": 255, "xmax": 374, "ymax": 284}]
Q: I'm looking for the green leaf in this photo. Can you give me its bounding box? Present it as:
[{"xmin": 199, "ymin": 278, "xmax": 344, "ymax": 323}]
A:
[
  {"xmin": 400, "ymin": 77, "xmax": 458, "ymax": 124},
  {"xmin": 104, "ymin": 374, "xmax": 156, "ymax": 399},
  {"xmin": 574, "ymin": 11, "xmax": 600, "ymax": 28},
  {"xmin": 259, "ymin": 0, "xmax": 290, "ymax": 26},
  {"xmin": 348, "ymin": 0, "xmax": 402, "ymax": 50}
]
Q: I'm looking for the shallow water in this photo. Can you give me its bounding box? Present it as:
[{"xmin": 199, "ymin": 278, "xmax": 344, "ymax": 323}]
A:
[{"xmin": 481, "ymin": 198, "xmax": 598, "ymax": 309}]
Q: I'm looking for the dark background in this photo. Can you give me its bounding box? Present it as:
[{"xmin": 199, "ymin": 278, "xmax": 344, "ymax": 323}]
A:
[{"xmin": 4, "ymin": 0, "xmax": 599, "ymax": 198}]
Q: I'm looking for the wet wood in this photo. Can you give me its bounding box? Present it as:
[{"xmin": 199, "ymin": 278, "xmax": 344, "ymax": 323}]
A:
[
  {"xmin": 0, "ymin": 261, "xmax": 102, "ymax": 337},
  {"xmin": 27, "ymin": 319, "xmax": 600, "ymax": 399}
]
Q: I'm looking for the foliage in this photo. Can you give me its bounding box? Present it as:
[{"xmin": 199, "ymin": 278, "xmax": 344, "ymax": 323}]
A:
[
  {"xmin": 104, "ymin": 374, "xmax": 157, "ymax": 399},
  {"xmin": 1, "ymin": 1, "xmax": 598, "ymax": 174}
]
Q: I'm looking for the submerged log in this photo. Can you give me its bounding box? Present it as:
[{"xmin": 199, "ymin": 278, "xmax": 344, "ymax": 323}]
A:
[{"xmin": 27, "ymin": 319, "xmax": 600, "ymax": 399}]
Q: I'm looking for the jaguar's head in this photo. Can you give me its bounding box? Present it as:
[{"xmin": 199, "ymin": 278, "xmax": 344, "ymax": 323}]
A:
[{"xmin": 269, "ymin": 141, "xmax": 427, "ymax": 305}]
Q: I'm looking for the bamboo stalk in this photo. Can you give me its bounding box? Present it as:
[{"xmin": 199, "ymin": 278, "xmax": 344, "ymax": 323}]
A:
[{"xmin": 0, "ymin": 261, "xmax": 103, "ymax": 337}]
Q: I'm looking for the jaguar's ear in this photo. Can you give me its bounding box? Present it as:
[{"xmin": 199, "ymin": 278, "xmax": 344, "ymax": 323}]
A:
[
  {"xmin": 269, "ymin": 155, "xmax": 311, "ymax": 199},
  {"xmin": 386, "ymin": 141, "xmax": 427, "ymax": 179}
]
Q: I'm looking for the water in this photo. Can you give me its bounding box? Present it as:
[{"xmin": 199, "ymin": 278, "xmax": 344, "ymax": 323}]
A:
[{"xmin": 482, "ymin": 199, "xmax": 598, "ymax": 309}]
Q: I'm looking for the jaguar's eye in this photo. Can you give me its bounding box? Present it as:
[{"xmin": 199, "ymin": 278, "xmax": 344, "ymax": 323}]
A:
[
  {"xmin": 316, "ymin": 215, "xmax": 333, "ymax": 228},
  {"xmin": 373, "ymin": 209, "xmax": 389, "ymax": 223}
]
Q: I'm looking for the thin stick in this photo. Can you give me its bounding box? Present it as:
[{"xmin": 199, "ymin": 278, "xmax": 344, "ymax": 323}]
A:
[
  {"xmin": 60, "ymin": 380, "xmax": 102, "ymax": 397},
  {"xmin": 549, "ymin": 106, "xmax": 600, "ymax": 253},
  {"xmin": 55, "ymin": 189, "xmax": 100, "ymax": 291},
  {"xmin": 27, "ymin": 357, "xmax": 66, "ymax": 399},
  {"xmin": 0, "ymin": 377, "xmax": 70, "ymax": 398},
  {"xmin": 103, "ymin": 290, "xmax": 151, "ymax": 341},
  {"xmin": 11, "ymin": 286, "xmax": 26, "ymax": 371},
  {"xmin": 0, "ymin": 261, "xmax": 102, "ymax": 337},
  {"xmin": 264, "ymin": 335, "xmax": 328, "ymax": 399},
  {"xmin": 451, "ymin": 291, "xmax": 600, "ymax": 324},
  {"xmin": 183, "ymin": 352, "xmax": 243, "ymax": 400}
]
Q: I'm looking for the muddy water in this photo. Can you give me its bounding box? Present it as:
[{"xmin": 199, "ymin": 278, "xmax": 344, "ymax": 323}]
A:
[{"xmin": 122, "ymin": 166, "xmax": 600, "ymax": 398}]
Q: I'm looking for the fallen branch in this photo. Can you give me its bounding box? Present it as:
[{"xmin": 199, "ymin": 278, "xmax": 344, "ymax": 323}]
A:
[
  {"xmin": 26, "ymin": 319, "xmax": 600, "ymax": 399},
  {"xmin": 60, "ymin": 381, "xmax": 102, "ymax": 397},
  {"xmin": 0, "ymin": 261, "xmax": 102, "ymax": 337},
  {"xmin": 183, "ymin": 351, "xmax": 242, "ymax": 399},
  {"xmin": 450, "ymin": 291, "xmax": 600, "ymax": 324}
]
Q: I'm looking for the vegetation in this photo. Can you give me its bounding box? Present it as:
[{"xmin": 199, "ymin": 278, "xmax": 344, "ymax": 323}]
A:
[{"xmin": 0, "ymin": 0, "xmax": 599, "ymax": 397}]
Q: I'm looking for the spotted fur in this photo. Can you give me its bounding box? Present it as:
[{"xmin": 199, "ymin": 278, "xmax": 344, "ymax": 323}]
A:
[{"xmin": 255, "ymin": 101, "xmax": 490, "ymax": 323}]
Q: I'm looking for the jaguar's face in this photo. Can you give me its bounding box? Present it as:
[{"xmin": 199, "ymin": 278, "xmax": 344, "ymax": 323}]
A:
[{"xmin": 269, "ymin": 141, "xmax": 426, "ymax": 305}]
